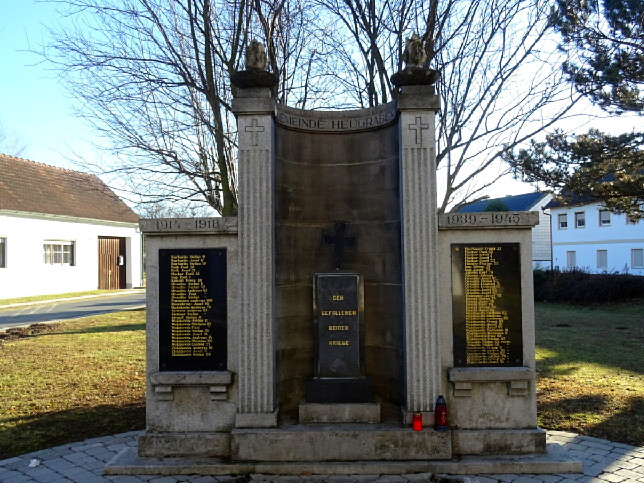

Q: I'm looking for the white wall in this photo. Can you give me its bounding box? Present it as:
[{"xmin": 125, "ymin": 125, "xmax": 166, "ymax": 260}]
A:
[
  {"xmin": 0, "ymin": 212, "xmax": 143, "ymax": 299},
  {"xmin": 531, "ymin": 195, "xmax": 552, "ymax": 269},
  {"xmin": 550, "ymin": 202, "xmax": 644, "ymax": 275}
]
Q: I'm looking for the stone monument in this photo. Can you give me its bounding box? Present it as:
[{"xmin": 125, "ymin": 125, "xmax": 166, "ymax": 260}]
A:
[{"xmin": 107, "ymin": 38, "xmax": 581, "ymax": 477}]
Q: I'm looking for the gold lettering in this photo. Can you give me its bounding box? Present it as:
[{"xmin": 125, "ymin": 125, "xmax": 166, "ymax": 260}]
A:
[
  {"xmin": 169, "ymin": 253, "xmax": 214, "ymax": 358},
  {"xmin": 332, "ymin": 294, "xmax": 344, "ymax": 300},
  {"xmin": 463, "ymin": 246, "xmax": 510, "ymax": 365}
]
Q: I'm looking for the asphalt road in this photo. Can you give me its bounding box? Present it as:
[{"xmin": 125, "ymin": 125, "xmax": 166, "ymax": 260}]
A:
[{"xmin": 0, "ymin": 290, "xmax": 146, "ymax": 330}]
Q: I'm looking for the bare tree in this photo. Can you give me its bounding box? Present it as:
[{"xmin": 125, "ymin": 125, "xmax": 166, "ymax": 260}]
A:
[
  {"xmin": 0, "ymin": 119, "xmax": 28, "ymax": 157},
  {"xmin": 43, "ymin": 0, "xmax": 254, "ymax": 216},
  {"xmin": 315, "ymin": 0, "xmax": 582, "ymax": 211},
  {"xmin": 44, "ymin": 0, "xmax": 583, "ymax": 212},
  {"xmin": 44, "ymin": 0, "xmax": 325, "ymax": 215},
  {"xmin": 432, "ymin": 0, "xmax": 582, "ymax": 211}
]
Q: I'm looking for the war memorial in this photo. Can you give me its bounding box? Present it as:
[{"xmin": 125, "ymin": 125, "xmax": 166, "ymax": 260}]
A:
[{"xmin": 107, "ymin": 40, "xmax": 581, "ymax": 477}]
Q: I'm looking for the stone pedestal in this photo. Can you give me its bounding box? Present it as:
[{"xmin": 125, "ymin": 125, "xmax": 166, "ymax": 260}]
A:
[
  {"xmin": 232, "ymin": 87, "xmax": 278, "ymax": 428},
  {"xmin": 398, "ymin": 85, "xmax": 442, "ymax": 416}
]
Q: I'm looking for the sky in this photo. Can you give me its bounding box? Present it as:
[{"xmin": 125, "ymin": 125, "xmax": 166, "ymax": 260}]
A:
[
  {"xmin": 0, "ymin": 1, "xmax": 102, "ymax": 170},
  {"xmin": 0, "ymin": 1, "xmax": 640, "ymax": 205}
]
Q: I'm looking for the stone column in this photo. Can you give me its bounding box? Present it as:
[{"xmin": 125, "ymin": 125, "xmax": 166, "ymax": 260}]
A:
[
  {"xmin": 398, "ymin": 84, "xmax": 442, "ymax": 418},
  {"xmin": 232, "ymin": 85, "xmax": 278, "ymax": 428}
]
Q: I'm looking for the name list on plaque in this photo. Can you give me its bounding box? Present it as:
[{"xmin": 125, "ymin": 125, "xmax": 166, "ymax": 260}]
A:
[
  {"xmin": 315, "ymin": 273, "xmax": 362, "ymax": 378},
  {"xmin": 451, "ymin": 243, "xmax": 523, "ymax": 367},
  {"xmin": 159, "ymin": 248, "xmax": 227, "ymax": 371}
]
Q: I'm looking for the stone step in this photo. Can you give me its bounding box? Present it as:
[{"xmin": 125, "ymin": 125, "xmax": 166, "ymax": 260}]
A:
[
  {"xmin": 104, "ymin": 443, "xmax": 582, "ymax": 476},
  {"xmin": 231, "ymin": 424, "xmax": 452, "ymax": 461}
]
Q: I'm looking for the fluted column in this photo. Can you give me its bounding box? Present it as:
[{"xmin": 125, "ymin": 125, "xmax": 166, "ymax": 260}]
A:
[
  {"xmin": 398, "ymin": 85, "xmax": 442, "ymax": 417},
  {"xmin": 232, "ymin": 87, "xmax": 278, "ymax": 428}
]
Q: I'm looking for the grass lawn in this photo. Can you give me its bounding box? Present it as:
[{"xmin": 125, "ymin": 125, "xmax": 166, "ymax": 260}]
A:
[
  {"xmin": 535, "ymin": 301, "xmax": 643, "ymax": 446},
  {"xmin": 0, "ymin": 290, "xmax": 127, "ymax": 306},
  {"xmin": 0, "ymin": 302, "xmax": 641, "ymax": 459},
  {"xmin": 0, "ymin": 310, "xmax": 146, "ymax": 459}
]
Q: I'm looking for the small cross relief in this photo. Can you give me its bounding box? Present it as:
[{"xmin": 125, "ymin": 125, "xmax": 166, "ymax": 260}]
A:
[
  {"xmin": 408, "ymin": 116, "xmax": 429, "ymax": 145},
  {"xmin": 322, "ymin": 221, "xmax": 357, "ymax": 270},
  {"xmin": 245, "ymin": 119, "xmax": 265, "ymax": 146}
]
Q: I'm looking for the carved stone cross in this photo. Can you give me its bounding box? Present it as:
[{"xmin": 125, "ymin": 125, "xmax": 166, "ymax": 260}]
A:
[
  {"xmin": 245, "ymin": 119, "xmax": 265, "ymax": 146},
  {"xmin": 408, "ymin": 116, "xmax": 429, "ymax": 145},
  {"xmin": 322, "ymin": 221, "xmax": 357, "ymax": 270}
]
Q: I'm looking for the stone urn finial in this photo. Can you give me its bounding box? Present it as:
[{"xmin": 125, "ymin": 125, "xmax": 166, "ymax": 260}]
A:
[{"xmin": 246, "ymin": 39, "xmax": 268, "ymax": 71}]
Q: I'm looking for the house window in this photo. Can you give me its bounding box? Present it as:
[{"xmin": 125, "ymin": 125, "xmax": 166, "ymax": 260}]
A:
[
  {"xmin": 575, "ymin": 211, "xmax": 585, "ymax": 228},
  {"xmin": 597, "ymin": 250, "xmax": 608, "ymax": 269},
  {"xmin": 566, "ymin": 251, "xmax": 576, "ymax": 268},
  {"xmin": 558, "ymin": 213, "xmax": 568, "ymax": 229},
  {"xmin": 599, "ymin": 210, "xmax": 611, "ymax": 226},
  {"xmin": 0, "ymin": 237, "xmax": 5, "ymax": 268},
  {"xmin": 632, "ymin": 249, "xmax": 644, "ymax": 268},
  {"xmin": 43, "ymin": 241, "xmax": 75, "ymax": 266}
]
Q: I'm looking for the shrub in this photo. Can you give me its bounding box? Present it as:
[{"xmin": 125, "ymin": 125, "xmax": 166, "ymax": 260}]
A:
[
  {"xmin": 533, "ymin": 268, "xmax": 644, "ymax": 304},
  {"xmin": 483, "ymin": 200, "xmax": 510, "ymax": 211}
]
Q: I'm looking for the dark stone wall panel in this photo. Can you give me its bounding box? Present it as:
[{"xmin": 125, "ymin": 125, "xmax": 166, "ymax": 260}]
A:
[
  {"xmin": 365, "ymin": 346, "xmax": 404, "ymax": 381},
  {"xmin": 275, "ymin": 156, "xmax": 399, "ymax": 194},
  {"xmin": 364, "ymin": 314, "xmax": 404, "ymax": 349},
  {"xmin": 276, "ymin": 315, "xmax": 312, "ymax": 352},
  {"xmin": 276, "ymin": 285, "xmax": 313, "ymax": 318},
  {"xmin": 276, "ymin": 223, "xmax": 402, "ymax": 284},
  {"xmin": 275, "ymin": 120, "xmax": 404, "ymax": 416},
  {"xmin": 364, "ymin": 284, "xmax": 403, "ymax": 316},
  {"xmin": 276, "ymin": 188, "xmax": 400, "ymax": 223}
]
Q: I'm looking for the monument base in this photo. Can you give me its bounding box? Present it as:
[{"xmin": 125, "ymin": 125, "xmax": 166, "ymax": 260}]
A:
[
  {"xmin": 231, "ymin": 423, "xmax": 451, "ymax": 461},
  {"xmin": 452, "ymin": 428, "xmax": 546, "ymax": 455},
  {"xmin": 138, "ymin": 432, "xmax": 229, "ymax": 458},
  {"xmin": 234, "ymin": 410, "xmax": 278, "ymax": 428},
  {"xmin": 306, "ymin": 377, "xmax": 373, "ymax": 403},
  {"xmin": 299, "ymin": 402, "xmax": 381, "ymax": 423},
  {"xmin": 106, "ymin": 443, "xmax": 582, "ymax": 476}
]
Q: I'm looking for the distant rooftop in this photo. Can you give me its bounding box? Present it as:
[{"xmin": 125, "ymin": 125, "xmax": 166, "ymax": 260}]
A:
[
  {"xmin": 544, "ymin": 192, "xmax": 597, "ymax": 209},
  {"xmin": 0, "ymin": 154, "xmax": 139, "ymax": 224},
  {"xmin": 456, "ymin": 192, "xmax": 549, "ymax": 213}
]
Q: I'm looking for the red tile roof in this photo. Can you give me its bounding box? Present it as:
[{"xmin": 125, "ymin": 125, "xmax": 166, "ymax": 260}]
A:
[{"xmin": 0, "ymin": 155, "xmax": 139, "ymax": 223}]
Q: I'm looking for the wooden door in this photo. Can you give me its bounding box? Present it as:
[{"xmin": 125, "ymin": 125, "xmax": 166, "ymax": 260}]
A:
[{"xmin": 98, "ymin": 237, "xmax": 126, "ymax": 289}]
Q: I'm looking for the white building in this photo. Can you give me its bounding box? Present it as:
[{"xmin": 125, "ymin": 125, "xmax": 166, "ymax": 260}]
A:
[
  {"xmin": 0, "ymin": 155, "xmax": 143, "ymax": 299},
  {"xmin": 456, "ymin": 192, "xmax": 553, "ymax": 269},
  {"xmin": 546, "ymin": 197, "xmax": 644, "ymax": 275}
]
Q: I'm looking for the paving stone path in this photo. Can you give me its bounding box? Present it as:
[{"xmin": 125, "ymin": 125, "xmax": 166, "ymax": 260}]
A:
[{"xmin": 1, "ymin": 430, "xmax": 642, "ymax": 482}]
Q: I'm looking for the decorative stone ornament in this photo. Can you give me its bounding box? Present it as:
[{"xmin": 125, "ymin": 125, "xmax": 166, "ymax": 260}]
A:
[
  {"xmin": 392, "ymin": 33, "xmax": 440, "ymax": 87},
  {"xmin": 231, "ymin": 39, "xmax": 278, "ymax": 89},
  {"xmin": 402, "ymin": 33, "xmax": 429, "ymax": 69},
  {"xmin": 246, "ymin": 39, "xmax": 268, "ymax": 71}
]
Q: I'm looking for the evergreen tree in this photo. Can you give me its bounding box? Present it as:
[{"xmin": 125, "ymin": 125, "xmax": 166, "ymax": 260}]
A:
[{"xmin": 505, "ymin": 0, "xmax": 643, "ymax": 219}]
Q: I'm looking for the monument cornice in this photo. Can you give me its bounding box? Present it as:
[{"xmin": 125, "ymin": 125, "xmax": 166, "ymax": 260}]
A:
[
  {"xmin": 275, "ymin": 102, "xmax": 398, "ymax": 133},
  {"xmin": 140, "ymin": 217, "xmax": 238, "ymax": 235}
]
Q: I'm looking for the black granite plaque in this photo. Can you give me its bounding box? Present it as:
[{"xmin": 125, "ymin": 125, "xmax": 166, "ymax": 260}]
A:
[
  {"xmin": 307, "ymin": 273, "xmax": 373, "ymax": 403},
  {"xmin": 452, "ymin": 243, "xmax": 523, "ymax": 367},
  {"xmin": 314, "ymin": 273, "xmax": 362, "ymax": 377},
  {"xmin": 158, "ymin": 249, "xmax": 226, "ymax": 371}
]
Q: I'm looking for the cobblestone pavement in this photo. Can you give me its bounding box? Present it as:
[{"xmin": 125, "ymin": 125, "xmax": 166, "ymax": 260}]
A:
[{"xmin": 1, "ymin": 430, "xmax": 642, "ymax": 482}]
